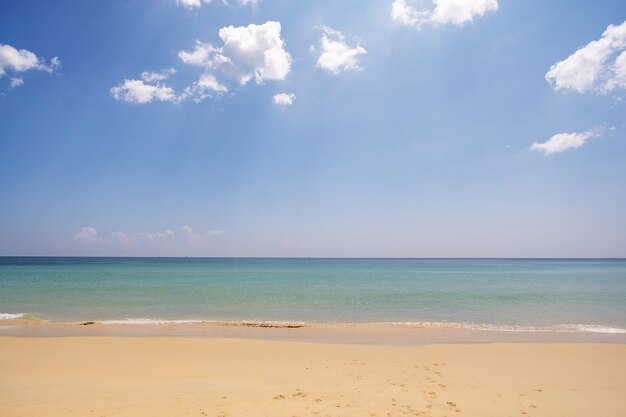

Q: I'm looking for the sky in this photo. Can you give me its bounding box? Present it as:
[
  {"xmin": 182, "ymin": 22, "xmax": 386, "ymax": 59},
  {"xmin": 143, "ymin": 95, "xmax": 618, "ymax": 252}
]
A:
[{"xmin": 0, "ymin": 0, "xmax": 625, "ymax": 257}]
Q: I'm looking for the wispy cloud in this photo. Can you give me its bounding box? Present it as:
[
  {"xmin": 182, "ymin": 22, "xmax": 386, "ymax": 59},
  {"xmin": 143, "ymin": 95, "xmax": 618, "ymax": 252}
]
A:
[
  {"xmin": 180, "ymin": 225, "xmax": 226, "ymax": 242},
  {"xmin": 176, "ymin": 0, "xmax": 259, "ymax": 9},
  {"xmin": 176, "ymin": 0, "xmax": 208, "ymax": 9},
  {"xmin": 73, "ymin": 226, "xmax": 225, "ymax": 246},
  {"xmin": 9, "ymin": 77, "xmax": 23, "ymax": 89},
  {"xmin": 530, "ymin": 128, "xmax": 604, "ymax": 155}
]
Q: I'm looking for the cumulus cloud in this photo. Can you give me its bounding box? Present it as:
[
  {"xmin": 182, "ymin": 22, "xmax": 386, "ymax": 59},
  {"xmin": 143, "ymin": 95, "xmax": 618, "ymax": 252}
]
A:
[
  {"xmin": 316, "ymin": 25, "xmax": 367, "ymax": 74},
  {"xmin": 113, "ymin": 22, "xmax": 289, "ymax": 104},
  {"xmin": 176, "ymin": 21, "xmax": 291, "ymax": 101},
  {"xmin": 110, "ymin": 78, "xmax": 179, "ymax": 104},
  {"xmin": 530, "ymin": 128, "xmax": 604, "ymax": 155},
  {"xmin": 0, "ymin": 43, "xmax": 60, "ymax": 88},
  {"xmin": 179, "ymin": 22, "xmax": 292, "ymax": 84},
  {"xmin": 605, "ymin": 50, "xmax": 626, "ymax": 91},
  {"xmin": 218, "ymin": 21, "xmax": 292, "ymax": 84},
  {"xmin": 391, "ymin": 0, "xmax": 498, "ymax": 28},
  {"xmin": 546, "ymin": 21, "xmax": 626, "ymax": 94},
  {"xmin": 272, "ymin": 92, "xmax": 295, "ymax": 106}
]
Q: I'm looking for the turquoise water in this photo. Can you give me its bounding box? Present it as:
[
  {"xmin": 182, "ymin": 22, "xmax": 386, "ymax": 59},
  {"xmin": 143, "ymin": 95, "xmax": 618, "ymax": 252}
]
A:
[{"xmin": 1, "ymin": 257, "xmax": 625, "ymax": 332}]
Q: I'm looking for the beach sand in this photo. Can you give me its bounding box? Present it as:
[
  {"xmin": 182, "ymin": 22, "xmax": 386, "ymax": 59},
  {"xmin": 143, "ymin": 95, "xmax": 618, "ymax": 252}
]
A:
[{"xmin": 1, "ymin": 337, "xmax": 625, "ymax": 417}]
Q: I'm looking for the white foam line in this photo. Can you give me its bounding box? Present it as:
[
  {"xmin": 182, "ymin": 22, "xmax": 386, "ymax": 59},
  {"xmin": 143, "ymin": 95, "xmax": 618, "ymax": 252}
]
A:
[
  {"xmin": 99, "ymin": 318, "xmax": 204, "ymax": 325},
  {"xmin": 365, "ymin": 321, "xmax": 626, "ymax": 334},
  {"xmin": 0, "ymin": 313, "xmax": 25, "ymax": 320},
  {"xmin": 40, "ymin": 317, "xmax": 626, "ymax": 334}
]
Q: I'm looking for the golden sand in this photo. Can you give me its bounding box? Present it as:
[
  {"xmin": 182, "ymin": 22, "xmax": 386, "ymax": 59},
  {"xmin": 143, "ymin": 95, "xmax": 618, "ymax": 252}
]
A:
[{"xmin": 0, "ymin": 337, "xmax": 624, "ymax": 417}]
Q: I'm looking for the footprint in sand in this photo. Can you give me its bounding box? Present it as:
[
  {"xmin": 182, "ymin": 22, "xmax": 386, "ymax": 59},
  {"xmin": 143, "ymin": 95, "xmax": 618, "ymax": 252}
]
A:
[
  {"xmin": 273, "ymin": 394, "xmax": 285, "ymax": 400},
  {"xmin": 292, "ymin": 391, "xmax": 308, "ymax": 398},
  {"xmin": 446, "ymin": 401, "xmax": 461, "ymax": 413}
]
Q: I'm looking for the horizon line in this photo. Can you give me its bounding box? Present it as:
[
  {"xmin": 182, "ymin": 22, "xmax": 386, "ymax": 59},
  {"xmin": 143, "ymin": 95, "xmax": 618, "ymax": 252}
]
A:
[{"xmin": 1, "ymin": 256, "xmax": 625, "ymax": 260}]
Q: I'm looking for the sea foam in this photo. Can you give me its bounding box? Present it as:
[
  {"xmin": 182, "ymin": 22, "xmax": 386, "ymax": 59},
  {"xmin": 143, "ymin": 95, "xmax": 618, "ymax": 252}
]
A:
[
  {"xmin": 375, "ymin": 321, "xmax": 626, "ymax": 334},
  {"xmin": 99, "ymin": 318, "xmax": 204, "ymax": 325},
  {"xmin": 0, "ymin": 313, "xmax": 25, "ymax": 320}
]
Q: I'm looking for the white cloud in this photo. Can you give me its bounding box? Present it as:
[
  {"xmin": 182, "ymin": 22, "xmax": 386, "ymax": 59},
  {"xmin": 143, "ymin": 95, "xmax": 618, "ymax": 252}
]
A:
[
  {"xmin": 391, "ymin": 0, "xmax": 430, "ymax": 26},
  {"xmin": 196, "ymin": 73, "xmax": 228, "ymax": 93},
  {"xmin": 110, "ymin": 78, "xmax": 179, "ymax": 104},
  {"xmin": 391, "ymin": 0, "xmax": 498, "ymax": 28},
  {"xmin": 0, "ymin": 43, "xmax": 60, "ymax": 88},
  {"xmin": 111, "ymin": 231, "xmax": 132, "ymax": 245},
  {"xmin": 176, "ymin": 0, "xmax": 258, "ymax": 8},
  {"xmin": 272, "ymin": 92, "xmax": 295, "ymax": 106},
  {"xmin": 136, "ymin": 230, "xmax": 175, "ymax": 242},
  {"xmin": 178, "ymin": 41, "xmax": 229, "ymax": 68},
  {"xmin": 179, "ymin": 73, "xmax": 228, "ymax": 103},
  {"xmin": 48, "ymin": 56, "xmax": 61, "ymax": 72},
  {"xmin": 316, "ymin": 25, "xmax": 367, "ymax": 74},
  {"xmin": 73, "ymin": 227, "xmax": 105, "ymax": 243},
  {"xmin": 176, "ymin": 0, "xmax": 209, "ymax": 9},
  {"xmin": 9, "ymin": 77, "xmax": 23, "ymax": 89},
  {"xmin": 0, "ymin": 44, "xmax": 39, "ymax": 75},
  {"xmin": 74, "ymin": 227, "xmax": 223, "ymax": 247},
  {"xmin": 530, "ymin": 128, "xmax": 603, "ymax": 155},
  {"xmin": 141, "ymin": 68, "xmax": 176, "ymax": 82},
  {"xmin": 606, "ymin": 50, "xmax": 626, "ymax": 91},
  {"xmin": 218, "ymin": 21, "xmax": 291, "ymax": 84},
  {"xmin": 181, "ymin": 225, "xmax": 225, "ymax": 242},
  {"xmin": 114, "ymin": 21, "xmax": 289, "ymax": 104},
  {"xmin": 176, "ymin": 21, "xmax": 291, "ymax": 101},
  {"xmin": 546, "ymin": 21, "xmax": 626, "ymax": 94}
]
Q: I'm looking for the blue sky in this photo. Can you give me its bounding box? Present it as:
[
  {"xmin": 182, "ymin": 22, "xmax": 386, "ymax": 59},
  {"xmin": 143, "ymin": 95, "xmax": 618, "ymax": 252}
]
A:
[{"xmin": 0, "ymin": 0, "xmax": 625, "ymax": 257}]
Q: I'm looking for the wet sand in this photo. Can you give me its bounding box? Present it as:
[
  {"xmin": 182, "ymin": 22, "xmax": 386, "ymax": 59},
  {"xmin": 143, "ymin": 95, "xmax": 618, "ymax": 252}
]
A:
[
  {"xmin": 2, "ymin": 318, "xmax": 626, "ymax": 344},
  {"xmin": 1, "ymin": 336, "xmax": 625, "ymax": 417}
]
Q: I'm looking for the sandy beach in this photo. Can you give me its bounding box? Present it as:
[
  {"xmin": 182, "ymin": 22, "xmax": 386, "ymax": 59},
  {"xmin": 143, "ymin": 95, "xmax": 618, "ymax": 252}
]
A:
[{"xmin": 1, "ymin": 336, "xmax": 624, "ymax": 417}]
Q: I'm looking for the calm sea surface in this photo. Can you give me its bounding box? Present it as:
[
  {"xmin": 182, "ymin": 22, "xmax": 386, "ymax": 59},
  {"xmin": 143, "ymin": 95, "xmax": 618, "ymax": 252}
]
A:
[{"xmin": 1, "ymin": 257, "xmax": 625, "ymax": 332}]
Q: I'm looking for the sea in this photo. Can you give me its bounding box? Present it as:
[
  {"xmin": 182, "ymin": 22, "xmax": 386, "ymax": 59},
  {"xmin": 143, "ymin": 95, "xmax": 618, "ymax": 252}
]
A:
[{"xmin": 1, "ymin": 257, "xmax": 625, "ymax": 334}]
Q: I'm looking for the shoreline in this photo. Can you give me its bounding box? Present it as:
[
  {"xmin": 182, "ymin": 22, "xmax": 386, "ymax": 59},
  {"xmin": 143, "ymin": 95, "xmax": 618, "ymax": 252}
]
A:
[{"xmin": 2, "ymin": 318, "xmax": 626, "ymax": 345}]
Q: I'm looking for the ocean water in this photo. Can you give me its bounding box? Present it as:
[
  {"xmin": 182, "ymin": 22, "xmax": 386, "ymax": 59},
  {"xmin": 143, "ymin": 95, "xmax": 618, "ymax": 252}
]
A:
[{"xmin": 0, "ymin": 257, "xmax": 625, "ymax": 333}]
